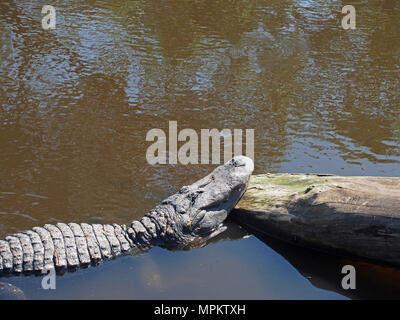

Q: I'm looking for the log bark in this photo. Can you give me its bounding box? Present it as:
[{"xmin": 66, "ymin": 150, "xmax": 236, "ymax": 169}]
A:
[{"xmin": 232, "ymin": 173, "xmax": 400, "ymax": 266}]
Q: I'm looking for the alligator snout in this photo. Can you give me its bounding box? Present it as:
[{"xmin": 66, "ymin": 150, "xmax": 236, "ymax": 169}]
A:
[
  {"xmin": 231, "ymin": 155, "xmax": 254, "ymax": 169},
  {"xmin": 190, "ymin": 156, "xmax": 254, "ymax": 211},
  {"xmin": 225, "ymin": 155, "xmax": 254, "ymax": 188}
]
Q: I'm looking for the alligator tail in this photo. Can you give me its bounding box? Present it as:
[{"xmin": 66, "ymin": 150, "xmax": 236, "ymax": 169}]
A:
[{"xmin": 0, "ymin": 221, "xmax": 151, "ymax": 276}]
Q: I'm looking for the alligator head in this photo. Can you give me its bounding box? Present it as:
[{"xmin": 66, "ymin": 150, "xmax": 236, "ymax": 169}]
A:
[{"xmin": 144, "ymin": 156, "xmax": 254, "ymax": 249}]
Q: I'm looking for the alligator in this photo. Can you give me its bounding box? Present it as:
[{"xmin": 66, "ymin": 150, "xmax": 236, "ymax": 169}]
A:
[{"xmin": 0, "ymin": 156, "xmax": 254, "ymax": 277}]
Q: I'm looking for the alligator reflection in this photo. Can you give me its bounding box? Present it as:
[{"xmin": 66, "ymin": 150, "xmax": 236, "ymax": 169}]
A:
[{"xmin": 184, "ymin": 220, "xmax": 251, "ymax": 250}]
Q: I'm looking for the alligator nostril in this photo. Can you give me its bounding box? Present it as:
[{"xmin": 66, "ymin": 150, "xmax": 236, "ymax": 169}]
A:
[
  {"xmin": 230, "ymin": 156, "xmax": 254, "ymax": 172},
  {"xmin": 232, "ymin": 159, "xmax": 245, "ymax": 167},
  {"xmin": 230, "ymin": 156, "xmax": 250, "ymax": 167}
]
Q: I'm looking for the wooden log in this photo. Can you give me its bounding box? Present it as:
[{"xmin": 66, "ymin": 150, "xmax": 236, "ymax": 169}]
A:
[{"xmin": 232, "ymin": 173, "xmax": 400, "ymax": 266}]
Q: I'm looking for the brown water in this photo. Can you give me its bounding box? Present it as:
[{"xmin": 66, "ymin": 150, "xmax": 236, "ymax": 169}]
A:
[{"xmin": 0, "ymin": 0, "xmax": 399, "ymax": 299}]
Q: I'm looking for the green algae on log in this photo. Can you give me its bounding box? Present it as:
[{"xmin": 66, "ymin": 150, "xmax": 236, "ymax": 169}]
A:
[{"xmin": 232, "ymin": 173, "xmax": 400, "ymax": 266}]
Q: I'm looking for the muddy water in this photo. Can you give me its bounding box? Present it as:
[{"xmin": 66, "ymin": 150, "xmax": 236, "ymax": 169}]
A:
[{"xmin": 0, "ymin": 0, "xmax": 399, "ymax": 299}]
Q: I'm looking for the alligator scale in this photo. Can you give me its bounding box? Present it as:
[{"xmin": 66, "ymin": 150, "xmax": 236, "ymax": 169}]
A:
[{"xmin": 0, "ymin": 156, "xmax": 254, "ymax": 276}]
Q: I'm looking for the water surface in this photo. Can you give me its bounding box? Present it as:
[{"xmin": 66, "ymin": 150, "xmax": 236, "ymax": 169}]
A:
[{"xmin": 0, "ymin": 0, "xmax": 399, "ymax": 299}]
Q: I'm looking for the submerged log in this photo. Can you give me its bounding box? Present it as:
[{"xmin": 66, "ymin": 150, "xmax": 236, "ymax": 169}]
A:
[{"xmin": 232, "ymin": 173, "xmax": 400, "ymax": 266}]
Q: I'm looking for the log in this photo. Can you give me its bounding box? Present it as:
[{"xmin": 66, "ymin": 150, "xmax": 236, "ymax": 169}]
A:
[{"xmin": 232, "ymin": 173, "xmax": 400, "ymax": 266}]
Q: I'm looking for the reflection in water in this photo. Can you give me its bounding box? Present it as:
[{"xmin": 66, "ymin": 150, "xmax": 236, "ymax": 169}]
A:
[
  {"xmin": 1, "ymin": 217, "xmax": 399, "ymax": 300},
  {"xmin": 1, "ymin": 222, "xmax": 345, "ymax": 300},
  {"xmin": 0, "ymin": 0, "xmax": 399, "ymax": 299},
  {"xmin": 246, "ymin": 228, "xmax": 400, "ymax": 300}
]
